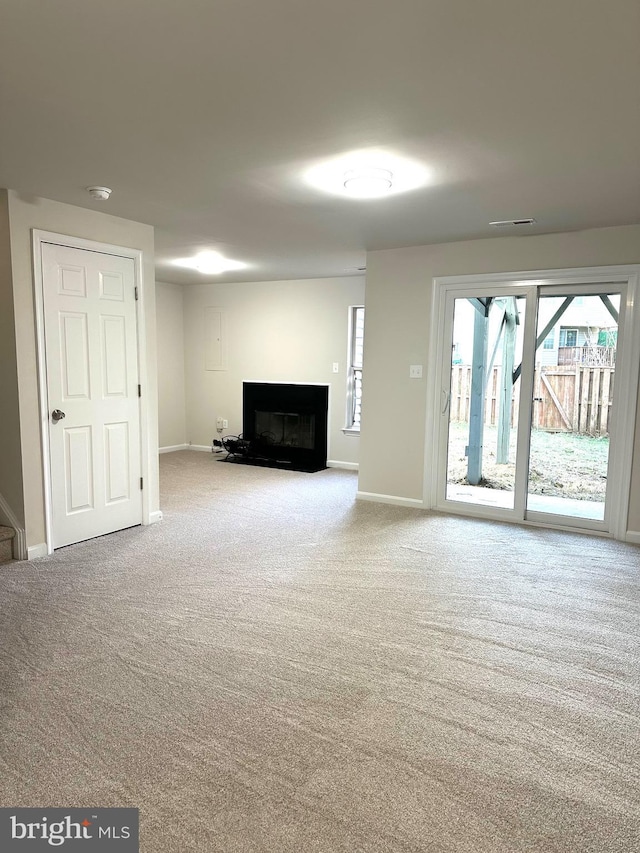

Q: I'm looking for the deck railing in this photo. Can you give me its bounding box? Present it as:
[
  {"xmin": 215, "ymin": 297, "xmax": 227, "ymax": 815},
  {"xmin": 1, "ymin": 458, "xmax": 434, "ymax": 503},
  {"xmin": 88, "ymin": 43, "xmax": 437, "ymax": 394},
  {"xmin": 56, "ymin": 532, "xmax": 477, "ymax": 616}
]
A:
[{"xmin": 557, "ymin": 345, "xmax": 616, "ymax": 367}]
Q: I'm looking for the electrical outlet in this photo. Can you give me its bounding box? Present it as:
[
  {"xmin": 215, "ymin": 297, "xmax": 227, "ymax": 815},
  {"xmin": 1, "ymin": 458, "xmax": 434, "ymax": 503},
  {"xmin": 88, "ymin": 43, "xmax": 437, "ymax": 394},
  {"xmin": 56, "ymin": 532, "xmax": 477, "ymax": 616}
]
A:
[
  {"xmin": 409, "ymin": 364, "xmax": 423, "ymax": 379},
  {"xmin": 222, "ymin": 419, "xmax": 228, "ymax": 429},
  {"xmin": 216, "ymin": 417, "xmax": 224, "ymax": 430}
]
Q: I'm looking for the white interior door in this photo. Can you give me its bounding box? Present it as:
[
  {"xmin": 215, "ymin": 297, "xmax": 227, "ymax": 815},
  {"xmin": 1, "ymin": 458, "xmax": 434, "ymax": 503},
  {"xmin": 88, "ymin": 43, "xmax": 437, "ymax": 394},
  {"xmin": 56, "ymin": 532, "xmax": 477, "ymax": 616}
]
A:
[{"xmin": 42, "ymin": 243, "xmax": 142, "ymax": 548}]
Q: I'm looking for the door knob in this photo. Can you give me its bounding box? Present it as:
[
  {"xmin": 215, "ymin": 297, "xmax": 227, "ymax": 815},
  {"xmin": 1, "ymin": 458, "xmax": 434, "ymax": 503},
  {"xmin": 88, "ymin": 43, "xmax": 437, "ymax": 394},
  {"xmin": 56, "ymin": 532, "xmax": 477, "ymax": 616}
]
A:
[{"xmin": 51, "ymin": 409, "xmax": 66, "ymax": 423}]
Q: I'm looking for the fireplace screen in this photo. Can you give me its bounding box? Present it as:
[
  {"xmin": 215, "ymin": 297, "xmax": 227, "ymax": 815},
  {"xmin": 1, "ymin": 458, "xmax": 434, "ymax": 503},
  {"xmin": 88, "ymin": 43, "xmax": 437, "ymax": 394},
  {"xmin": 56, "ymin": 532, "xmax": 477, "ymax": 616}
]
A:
[
  {"xmin": 242, "ymin": 382, "xmax": 328, "ymax": 471},
  {"xmin": 255, "ymin": 410, "xmax": 315, "ymax": 449}
]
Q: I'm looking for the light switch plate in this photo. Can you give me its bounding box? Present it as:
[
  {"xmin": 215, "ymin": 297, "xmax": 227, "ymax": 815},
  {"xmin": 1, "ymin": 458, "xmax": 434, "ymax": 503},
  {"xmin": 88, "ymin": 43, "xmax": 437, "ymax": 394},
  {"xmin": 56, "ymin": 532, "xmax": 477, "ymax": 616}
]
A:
[
  {"xmin": 332, "ymin": 362, "xmax": 339, "ymax": 373},
  {"xmin": 409, "ymin": 364, "xmax": 423, "ymax": 378}
]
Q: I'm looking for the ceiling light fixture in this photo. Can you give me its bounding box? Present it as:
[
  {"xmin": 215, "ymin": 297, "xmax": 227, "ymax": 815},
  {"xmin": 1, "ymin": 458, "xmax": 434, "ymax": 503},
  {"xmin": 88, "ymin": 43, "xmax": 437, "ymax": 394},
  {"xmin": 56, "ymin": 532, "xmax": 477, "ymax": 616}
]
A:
[
  {"xmin": 305, "ymin": 149, "xmax": 428, "ymax": 200},
  {"xmin": 172, "ymin": 251, "xmax": 248, "ymax": 275},
  {"xmin": 343, "ymin": 167, "xmax": 393, "ymax": 198}
]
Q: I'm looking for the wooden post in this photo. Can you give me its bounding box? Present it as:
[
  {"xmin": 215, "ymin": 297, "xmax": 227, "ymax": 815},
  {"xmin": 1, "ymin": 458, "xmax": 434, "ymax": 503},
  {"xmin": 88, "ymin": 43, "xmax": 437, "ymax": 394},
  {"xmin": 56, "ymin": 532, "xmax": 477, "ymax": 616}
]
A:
[
  {"xmin": 580, "ymin": 368, "xmax": 590, "ymax": 432},
  {"xmin": 572, "ymin": 365, "xmax": 580, "ymax": 431},
  {"xmin": 497, "ymin": 298, "xmax": 516, "ymax": 463},
  {"xmin": 589, "ymin": 369, "xmax": 600, "ymax": 435},
  {"xmin": 601, "ymin": 368, "xmax": 612, "ymax": 434},
  {"xmin": 467, "ymin": 305, "xmax": 489, "ymax": 484}
]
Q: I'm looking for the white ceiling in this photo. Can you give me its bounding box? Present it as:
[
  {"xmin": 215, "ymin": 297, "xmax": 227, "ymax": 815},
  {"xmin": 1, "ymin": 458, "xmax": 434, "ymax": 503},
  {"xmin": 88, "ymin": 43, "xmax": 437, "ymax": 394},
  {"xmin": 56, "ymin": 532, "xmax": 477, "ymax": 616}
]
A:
[{"xmin": 2, "ymin": 0, "xmax": 639, "ymax": 285}]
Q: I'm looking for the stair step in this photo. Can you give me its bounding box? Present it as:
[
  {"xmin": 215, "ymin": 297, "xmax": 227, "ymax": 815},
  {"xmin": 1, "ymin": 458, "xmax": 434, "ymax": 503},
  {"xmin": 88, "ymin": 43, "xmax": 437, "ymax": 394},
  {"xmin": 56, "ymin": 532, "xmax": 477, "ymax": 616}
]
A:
[
  {"xmin": 0, "ymin": 526, "xmax": 16, "ymax": 564},
  {"xmin": 0, "ymin": 526, "xmax": 16, "ymax": 542}
]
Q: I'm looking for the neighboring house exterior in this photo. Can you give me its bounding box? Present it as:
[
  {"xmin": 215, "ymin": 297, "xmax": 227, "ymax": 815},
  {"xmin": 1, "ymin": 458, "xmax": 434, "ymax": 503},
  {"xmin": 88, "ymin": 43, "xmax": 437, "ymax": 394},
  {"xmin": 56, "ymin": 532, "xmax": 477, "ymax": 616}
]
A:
[
  {"xmin": 537, "ymin": 296, "xmax": 618, "ymax": 367},
  {"xmin": 452, "ymin": 295, "xmax": 618, "ymax": 369},
  {"xmin": 538, "ymin": 325, "xmax": 617, "ymax": 367}
]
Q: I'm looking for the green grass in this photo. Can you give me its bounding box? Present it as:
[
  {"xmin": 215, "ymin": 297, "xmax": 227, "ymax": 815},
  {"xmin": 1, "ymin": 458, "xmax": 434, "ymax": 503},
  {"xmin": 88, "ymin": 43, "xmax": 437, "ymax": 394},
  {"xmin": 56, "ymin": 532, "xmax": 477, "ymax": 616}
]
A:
[{"xmin": 447, "ymin": 422, "xmax": 609, "ymax": 501}]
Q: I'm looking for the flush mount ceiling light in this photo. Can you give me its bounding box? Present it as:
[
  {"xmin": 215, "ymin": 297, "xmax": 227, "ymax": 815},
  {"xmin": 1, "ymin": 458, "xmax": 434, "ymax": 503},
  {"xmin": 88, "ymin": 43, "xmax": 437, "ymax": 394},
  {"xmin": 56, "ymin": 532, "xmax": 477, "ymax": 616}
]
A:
[
  {"xmin": 305, "ymin": 150, "xmax": 428, "ymax": 200},
  {"xmin": 172, "ymin": 251, "xmax": 248, "ymax": 275},
  {"xmin": 343, "ymin": 167, "xmax": 393, "ymax": 198}
]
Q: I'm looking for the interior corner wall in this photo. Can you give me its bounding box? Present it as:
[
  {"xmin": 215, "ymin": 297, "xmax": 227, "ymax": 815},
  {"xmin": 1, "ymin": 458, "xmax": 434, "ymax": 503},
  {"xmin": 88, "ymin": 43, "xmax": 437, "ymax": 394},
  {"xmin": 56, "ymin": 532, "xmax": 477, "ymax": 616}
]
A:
[
  {"xmin": 6, "ymin": 190, "xmax": 159, "ymax": 550},
  {"xmin": 628, "ymin": 383, "xmax": 640, "ymax": 533},
  {"xmin": 0, "ymin": 190, "xmax": 25, "ymax": 527},
  {"xmin": 358, "ymin": 224, "xmax": 640, "ymax": 533},
  {"xmin": 156, "ymin": 281, "xmax": 187, "ymax": 448},
  {"xmin": 183, "ymin": 276, "xmax": 365, "ymax": 465}
]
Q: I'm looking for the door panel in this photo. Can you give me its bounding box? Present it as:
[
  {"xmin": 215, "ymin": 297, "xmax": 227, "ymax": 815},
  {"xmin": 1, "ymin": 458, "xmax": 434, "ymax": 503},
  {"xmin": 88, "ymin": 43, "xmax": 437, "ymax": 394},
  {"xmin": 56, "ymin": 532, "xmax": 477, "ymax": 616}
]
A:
[
  {"xmin": 99, "ymin": 270, "xmax": 125, "ymax": 301},
  {"xmin": 60, "ymin": 313, "xmax": 91, "ymax": 398},
  {"xmin": 104, "ymin": 422, "xmax": 131, "ymax": 504},
  {"xmin": 445, "ymin": 294, "xmax": 526, "ymax": 511},
  {"xmin": 526, "ymin": 292, "xmax": 620, "ymax": 522},
  {"xmin": 64, "ymin": 426, "xmax": 94, "ymax": 513},
  {"xmin": 58, "ymin": 264, "xmax": 86, "ymax": 297},
  {"xmin": 43, "ymin": 243, "xmax": 141, "ymax": 548},
  {"xmin": 101, "ymin": 315, "xmax": 128, "ymax": 397}
]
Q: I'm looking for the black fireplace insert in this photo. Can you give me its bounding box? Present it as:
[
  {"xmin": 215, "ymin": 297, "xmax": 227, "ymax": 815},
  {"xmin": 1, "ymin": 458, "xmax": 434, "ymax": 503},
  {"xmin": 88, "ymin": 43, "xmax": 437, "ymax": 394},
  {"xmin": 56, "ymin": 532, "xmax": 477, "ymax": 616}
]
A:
[{"xmin": 240, "ymin": 382, "xmax": 328, "ymax": 472}]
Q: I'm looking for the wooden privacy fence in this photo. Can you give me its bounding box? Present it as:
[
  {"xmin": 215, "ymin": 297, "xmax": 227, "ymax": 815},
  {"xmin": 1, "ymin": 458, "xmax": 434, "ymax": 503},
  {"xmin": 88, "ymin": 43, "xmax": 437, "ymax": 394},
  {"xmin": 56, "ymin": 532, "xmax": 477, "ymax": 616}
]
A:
[{"xmin": 450, "ymin": 365, "xmax": 615, "ymax": 436}]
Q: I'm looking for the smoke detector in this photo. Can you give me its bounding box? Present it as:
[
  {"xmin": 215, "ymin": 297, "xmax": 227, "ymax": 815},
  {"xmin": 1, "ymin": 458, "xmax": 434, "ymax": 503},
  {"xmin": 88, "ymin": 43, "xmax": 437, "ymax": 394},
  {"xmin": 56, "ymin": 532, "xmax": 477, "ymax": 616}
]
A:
[{"xmin": 86, "ymin": 186, "xmax": 112, "ymax": 201}]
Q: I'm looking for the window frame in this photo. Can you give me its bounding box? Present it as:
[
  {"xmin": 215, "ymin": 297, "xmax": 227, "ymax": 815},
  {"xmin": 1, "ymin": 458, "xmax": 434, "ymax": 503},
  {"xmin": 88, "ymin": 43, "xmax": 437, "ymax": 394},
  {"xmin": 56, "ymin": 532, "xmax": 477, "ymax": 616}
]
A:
[
  {"xmin": 344, "ymin": 305, "xmax": 364, "ymax": 433},
  {"xmin": 559, "ymin": 327, "xmax": 578, "ymax": 347},
  {"xmin": 543, "ymin": 329, "xmax": 555, "ymax": 349}
]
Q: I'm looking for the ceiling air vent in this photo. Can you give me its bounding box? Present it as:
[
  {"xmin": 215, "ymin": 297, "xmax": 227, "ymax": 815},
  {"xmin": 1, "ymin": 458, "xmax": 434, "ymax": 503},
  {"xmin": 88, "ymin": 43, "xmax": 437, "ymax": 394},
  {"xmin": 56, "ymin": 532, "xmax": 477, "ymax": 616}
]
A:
[{"xmin": 490, "ymin": 218, "xmax": 536, "ymax": 227}]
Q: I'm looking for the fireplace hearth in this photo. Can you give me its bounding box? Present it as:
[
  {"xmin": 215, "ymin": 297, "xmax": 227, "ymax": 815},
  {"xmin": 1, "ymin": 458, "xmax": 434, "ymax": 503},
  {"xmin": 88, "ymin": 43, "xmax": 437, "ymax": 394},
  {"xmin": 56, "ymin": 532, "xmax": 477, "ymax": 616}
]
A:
[{"xmin": 239, "ymin": 382, "xmax": 329, "ymax": 472}]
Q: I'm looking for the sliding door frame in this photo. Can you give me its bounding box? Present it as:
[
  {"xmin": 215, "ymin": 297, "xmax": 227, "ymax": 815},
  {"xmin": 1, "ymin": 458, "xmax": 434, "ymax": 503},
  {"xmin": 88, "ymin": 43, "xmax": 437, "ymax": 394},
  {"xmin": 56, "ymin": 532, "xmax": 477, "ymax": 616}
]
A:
[{"xmin": 426, "ymin": 265, "xmax": 640, "ymax": 541}]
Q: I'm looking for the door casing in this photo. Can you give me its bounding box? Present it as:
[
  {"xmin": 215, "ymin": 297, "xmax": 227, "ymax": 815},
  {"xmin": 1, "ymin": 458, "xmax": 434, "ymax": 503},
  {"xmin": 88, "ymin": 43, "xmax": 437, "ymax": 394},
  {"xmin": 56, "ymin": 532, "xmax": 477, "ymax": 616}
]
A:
[
  {"xmin": 426, "ymin": 265, "xmax": 640, "ymax": 541},
  {"xmin": 33, "ymin": 230, "xmax": 156, "ymax": 555}
]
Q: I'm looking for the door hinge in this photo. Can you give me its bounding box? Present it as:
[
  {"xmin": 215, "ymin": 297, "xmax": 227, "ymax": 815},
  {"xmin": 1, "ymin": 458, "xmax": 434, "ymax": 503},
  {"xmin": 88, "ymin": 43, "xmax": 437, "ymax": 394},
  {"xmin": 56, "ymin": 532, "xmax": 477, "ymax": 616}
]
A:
[
  {"xmin": 140, "ymin": 477, "xmax": 143, "ymax": 490},
  {"xmin": 134, "ymin": 286, "xmax": 139, "ymax": 301},
  {"xmin": 138, "ymin": 384, "xmax": 141, "ymax": 397}
]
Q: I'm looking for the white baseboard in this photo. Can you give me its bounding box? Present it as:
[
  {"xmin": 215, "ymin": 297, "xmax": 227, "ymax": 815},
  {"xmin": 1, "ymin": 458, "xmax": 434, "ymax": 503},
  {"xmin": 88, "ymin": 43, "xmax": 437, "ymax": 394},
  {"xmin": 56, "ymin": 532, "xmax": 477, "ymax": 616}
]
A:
[
  {"xmin": 148, "ymin": 510, "xmax": 163, "ymax": 525},
  {"xmin": 189, "ymin": 444, "xmax": 213, "ymax": 452},
  {"xmin": 0, "ymin": 491, "xmax": 27, "ymax": 560},
  {"xmin": 159, "ymin": 444, "xmax": 189, "ymax": 454},
  {"xmin": 356, "ymin": 491, "xmax": 425, "ymax": 509},
  {"xmin": 625, "ymin": 531, "xmax": 640, "ymax": 545},
  {"xmin": 27, "ymin": 543, "xmax": 48, "ymax": 560},
  {"xmin": 327, "ymin": 460, "xmax": 359, "ymax": 471}
]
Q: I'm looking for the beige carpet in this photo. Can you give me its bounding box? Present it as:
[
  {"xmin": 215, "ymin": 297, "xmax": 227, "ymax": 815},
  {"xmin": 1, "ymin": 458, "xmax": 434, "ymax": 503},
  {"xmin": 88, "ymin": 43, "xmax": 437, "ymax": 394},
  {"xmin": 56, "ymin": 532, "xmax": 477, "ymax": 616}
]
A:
[{"xmin": 1, "ymin": 450, "xmax": 639, "ymax": 852}]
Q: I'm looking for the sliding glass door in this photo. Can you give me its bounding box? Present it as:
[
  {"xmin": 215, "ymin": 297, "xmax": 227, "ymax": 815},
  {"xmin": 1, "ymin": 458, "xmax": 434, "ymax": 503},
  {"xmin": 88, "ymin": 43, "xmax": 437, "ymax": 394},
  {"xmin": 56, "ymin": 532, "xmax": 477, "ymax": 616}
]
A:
[{"xmin": 436, "ymin": 276, "xmax": 634, "ymax": 535}]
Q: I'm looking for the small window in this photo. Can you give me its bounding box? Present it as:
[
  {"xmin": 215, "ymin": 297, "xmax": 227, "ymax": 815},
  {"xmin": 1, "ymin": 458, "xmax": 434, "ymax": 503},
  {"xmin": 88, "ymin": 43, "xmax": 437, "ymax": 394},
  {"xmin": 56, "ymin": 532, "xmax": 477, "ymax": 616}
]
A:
[
  {"xmin": 559, "ymin": 328, "xmax": 578, "ymax": 347},
  {"xmin": 346, "ymin": 306, "xmax": 364, "ymax": 431},
  {"xmin": 543, "ymin": 330, "xmax": 555, "ymax": 350}
]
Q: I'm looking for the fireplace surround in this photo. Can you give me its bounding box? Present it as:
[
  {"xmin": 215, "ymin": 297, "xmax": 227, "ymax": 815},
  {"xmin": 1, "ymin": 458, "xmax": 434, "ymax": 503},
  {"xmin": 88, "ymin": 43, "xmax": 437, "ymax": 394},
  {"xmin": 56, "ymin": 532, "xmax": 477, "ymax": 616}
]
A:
[{"xmin": 241, "ymin": 382, "xmax": 329, "ymax": 472}]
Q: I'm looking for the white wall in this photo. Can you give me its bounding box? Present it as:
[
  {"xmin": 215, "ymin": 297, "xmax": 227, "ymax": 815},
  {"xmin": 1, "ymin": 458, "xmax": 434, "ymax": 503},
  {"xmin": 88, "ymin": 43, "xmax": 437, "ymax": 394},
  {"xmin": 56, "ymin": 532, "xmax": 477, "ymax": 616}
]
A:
[
  {"xmin": 0, "ymin": 191, "xmax": 24, "ymax": 529},
  {"xmin": 156, "ymin": 282, "xmax": 187, "ymax": 449},
  {"xmin": 359, "ymin": 224, "xmax": 640, "ymax": 533},
  {"xmin": 183, "ymin": 276, "xmax": 365, "ymax": 465},
  {"xmin": 6, "ymin": 190, "xmax": 159, "ymax": 550}
]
